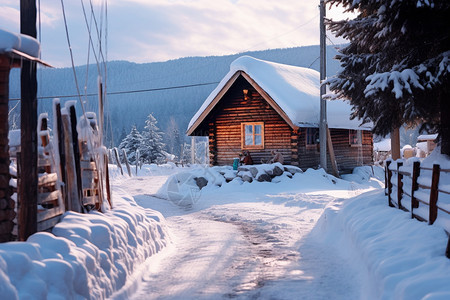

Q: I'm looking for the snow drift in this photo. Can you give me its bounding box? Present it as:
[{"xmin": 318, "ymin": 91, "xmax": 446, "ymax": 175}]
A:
[{"xmin": 0, "ymin": 188, "xmax": 170, "ymax": 299}]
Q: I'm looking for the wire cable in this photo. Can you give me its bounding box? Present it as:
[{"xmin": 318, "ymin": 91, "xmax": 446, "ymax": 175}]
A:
[
  {"xmin": 9, "ymin": 81, "xmax": 220, "ymax": 101},
  {"xmin": 60, "ymin": 0, "xmax": 87, "ymax": 116}
]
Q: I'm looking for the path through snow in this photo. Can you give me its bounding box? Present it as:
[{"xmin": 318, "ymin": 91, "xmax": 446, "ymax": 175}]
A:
[{"xmin": 111, "ymin": 171, "xmax": 366, "ymax": 300}]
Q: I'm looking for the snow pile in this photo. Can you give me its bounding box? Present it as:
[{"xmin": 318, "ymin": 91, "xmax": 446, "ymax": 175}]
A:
[
  {"xmin": 0, "ymin": 188, "xmax": 169, "ymax": 299},
  {"xmin": 315, "ymin": 189, "xmax": 450, "ymax": 299},
  {"xmin": 155, "ymin": 164, "xmax": 306, "ymax": 206}
]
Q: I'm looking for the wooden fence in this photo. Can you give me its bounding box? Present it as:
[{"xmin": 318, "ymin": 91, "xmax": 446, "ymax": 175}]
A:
[
  {"xmin": 385, "ymin": 160, "xmax": 450, "ymax": 258},
  {"xmin": 10, "ymin": 103, "xmax": 111, "ymax": 238}
]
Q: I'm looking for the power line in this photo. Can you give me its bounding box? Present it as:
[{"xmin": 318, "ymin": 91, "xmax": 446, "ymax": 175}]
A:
[{"xmin": 9, "ymin": 81, "xmax": 220, "ymax": 102}]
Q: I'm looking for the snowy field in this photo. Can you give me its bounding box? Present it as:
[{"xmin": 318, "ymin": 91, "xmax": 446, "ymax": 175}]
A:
[{"xmin": 1, "ymin": 162, "xmax": 449, "ymax": 299}]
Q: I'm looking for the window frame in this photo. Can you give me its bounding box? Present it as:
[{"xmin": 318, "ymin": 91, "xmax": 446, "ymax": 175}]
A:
[
  {"xmin": 349, "ymin": 129, "xmax": 362, "ymax": 146},
  {"xmin": 241, "ymin": 122, "xmax": 265, "ymax": 150},
  {"xmin": 305, "ymin": 127, "xmax": 320, "ymax": 147}
]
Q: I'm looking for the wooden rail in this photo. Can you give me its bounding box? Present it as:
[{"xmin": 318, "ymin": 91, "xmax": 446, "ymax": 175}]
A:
[{"xmin": 385, "ymin": 160, "xmax": 450, "ymax": 258}]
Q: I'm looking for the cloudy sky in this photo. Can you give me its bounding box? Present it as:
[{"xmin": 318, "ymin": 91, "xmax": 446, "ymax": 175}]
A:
[{"xmin": 0, "ymin": 0, "xmax": 352, "ymax": 68}]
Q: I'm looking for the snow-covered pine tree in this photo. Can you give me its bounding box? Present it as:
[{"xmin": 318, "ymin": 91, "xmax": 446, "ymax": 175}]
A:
[
  {"xmin": 326, "ymin": 0, "xmax": 450, "ymax": 154},
  {"xmin": 118, "ymin": 125, "xmax": 143, "ymax": 164},
  {"xmin": 141, "ymin": 113, "xmax": 166, "ymax": 164}
]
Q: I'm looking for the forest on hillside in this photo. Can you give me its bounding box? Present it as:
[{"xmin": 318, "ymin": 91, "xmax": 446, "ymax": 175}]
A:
[{"xmin": 8, "ymin": 45, "xmax": 343, "ymax": 152}]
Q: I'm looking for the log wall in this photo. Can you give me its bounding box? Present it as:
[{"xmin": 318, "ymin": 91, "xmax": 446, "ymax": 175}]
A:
[
  {"xmin": 198, "ymin": 75, "xmax": 373, "ymax": 172},
  {"xmin": 297, "ymin": 128, "xmax": 373, "ymax": 173},
  {"xmin": 207, "ymin": 76, "xmax": 293, "ymax": 166}
]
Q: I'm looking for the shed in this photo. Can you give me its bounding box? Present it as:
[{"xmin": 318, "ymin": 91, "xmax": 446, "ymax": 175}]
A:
[
  {"xmin": 187, "ymin": 56, "xmax": 373, "ymax": 173},
  {"xmin": 417, "ymin": 134, "xmax": 438, "ymax": 155}
]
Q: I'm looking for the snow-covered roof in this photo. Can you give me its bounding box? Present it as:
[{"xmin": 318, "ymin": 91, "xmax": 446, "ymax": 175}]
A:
[
  {"xmin": 417, "ymin": 134, "xmax": 438, "ymax": 141},
  {"xmin": 374, "ymin": 138, "xmax": 391, "ymax": 152},
  {"xmin": 0, "ymin": 28, "xmax": 51, "ymax": 67},
  {"xmin": 187, "ymin": 56, "xmax": 372, "ymax": 134}
]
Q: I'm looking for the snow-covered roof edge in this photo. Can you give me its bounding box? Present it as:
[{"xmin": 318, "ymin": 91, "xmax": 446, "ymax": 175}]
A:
[
  {"xmin": 0, "ymin": 28, "xmax": 51, "ymax": 67},
  {"xmin": 187, "ymin": 56, "xmax": 372, "ymax": 135}
]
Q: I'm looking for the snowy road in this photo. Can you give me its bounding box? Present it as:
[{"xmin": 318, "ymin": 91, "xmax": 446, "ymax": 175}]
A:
[{"xmin": 115, "ymin": 172, "xmax": 365, "ymax": 300}]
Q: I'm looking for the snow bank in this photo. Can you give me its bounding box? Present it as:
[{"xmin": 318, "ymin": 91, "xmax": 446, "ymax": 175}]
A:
[
  {"xmin": 315, "ymin": 190, "xmax": 450, "ymax": 299},
  {"xmin": 0, "ymin": 188, "xmax": 169, "ymax": 299}
]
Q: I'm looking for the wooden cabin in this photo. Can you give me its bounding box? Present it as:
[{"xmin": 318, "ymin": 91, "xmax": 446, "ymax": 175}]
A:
[{"xmin": 187, "ymin": 56, "xmax": 373, "ymax": 173}]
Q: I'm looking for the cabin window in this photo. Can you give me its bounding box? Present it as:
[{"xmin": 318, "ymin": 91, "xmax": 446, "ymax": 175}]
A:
[
  {"xmin": 349, "ymin": 129, "xmax": 362, "ymax": 146},
  {"xmin": 241, "ymin": 122, "xmax": 264, "ymax": 149},
  {"xmin": 306, "ymin": 128, "xmax": 319, "ymax": 145}
]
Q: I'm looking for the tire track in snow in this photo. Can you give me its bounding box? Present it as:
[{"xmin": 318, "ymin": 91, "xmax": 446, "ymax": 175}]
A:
[{"xmin": 120, "ymin": 176, "xmax": 361, "ymax": 300}]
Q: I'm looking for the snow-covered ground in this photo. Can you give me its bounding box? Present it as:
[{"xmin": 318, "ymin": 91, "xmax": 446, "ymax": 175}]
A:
[
  {"xmin": 111, "ymin": 163, "xmax": 449, "ymax": 300},
  {"xmin": 1, "ymin": 162, "xmax": 449, "ymax": 299}
]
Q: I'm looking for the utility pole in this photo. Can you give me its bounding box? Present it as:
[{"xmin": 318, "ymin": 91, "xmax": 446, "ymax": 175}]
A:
[
  {"xmin": 19, "ymin": 0, "xmax": 38, "ymax": 240},
  {"xmin": 319, "ymin": 0, "xmax": 327, "ymax": 170}
]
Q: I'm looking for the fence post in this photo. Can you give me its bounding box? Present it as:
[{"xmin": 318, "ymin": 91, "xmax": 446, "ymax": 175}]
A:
[
  {"xmin": 136, "ymin": 149, "xmax": 140, "ymax": 175},
  {"xmin": 428, "ymin": 164, "xmax": 440, "ymax": 225},
  {"xmin": 410, "ymin": 161, "xmax": 420, "ymax": 218},
  {"xmin": 113, "ymin": 147, "xmax": 123, "ymax": 175},
  {"xmin": 122, "ymin": 149, "xmax": 132, "ymax": 177},
  {"xmin": 397, "ymin": 162, "xmax": 403, "ymax": 209},
  {"xmin": 386, "ymin": 160, "xmax": 394, "ymax": 207}
]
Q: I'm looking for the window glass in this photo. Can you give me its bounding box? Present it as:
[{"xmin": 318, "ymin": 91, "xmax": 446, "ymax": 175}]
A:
[
  {"xmin": 241, "ymin": 122, "xmax": 264, "ymax": 149},
  {"xmin": 349, "ymin": 130, "xmax": 362, "ymax": 145},
  {"xmin": 245, "ymin": 134, "xmax": 253, "ymax": 145},
  {"xmin": 255, "ymin": 135, "xmax": 262, "ymax": 145},
  {"xmin": 306, "ymin": 128, "xmax": 319, "ymax": 145},
  {"xmin": 255, "ymin": 125, "xmax": 261, "ymax": 134}
]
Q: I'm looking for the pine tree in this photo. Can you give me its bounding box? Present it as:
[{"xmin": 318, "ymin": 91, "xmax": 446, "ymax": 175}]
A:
[
  {"xmin": 118, "ymin": 125, "xmax": 143, "ymax": 164},
  {"xmin": 326, "ymin": 0, "xmax": 450, "ymax": 154},
  {"xmin": 141, "ymin": 113, "xmax": 166, "ymax": 164}
]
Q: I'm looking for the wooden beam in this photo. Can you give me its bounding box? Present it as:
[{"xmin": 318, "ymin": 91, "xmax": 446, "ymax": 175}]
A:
[
  {"xmin": 19, "ymin": 0, "xmax": 38, "ymax": 241},
  {"xmin": 62, "ymin": 114, "xmax": 81, "ymax": 212},
  {"xmin": 326, "ymin": 126, "xmax": 339, "ymax": 178}
]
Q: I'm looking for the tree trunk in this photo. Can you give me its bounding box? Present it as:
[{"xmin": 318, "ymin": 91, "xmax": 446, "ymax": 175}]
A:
[
  {"xmin": 391, "ymin": 128, "xmax": 401, "ymax": 160},
  {"xmin": 441, "ymin": 90, "xmax": 450, "ymax": 156}
]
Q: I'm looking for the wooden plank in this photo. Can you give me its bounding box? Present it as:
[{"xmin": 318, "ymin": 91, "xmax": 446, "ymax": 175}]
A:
[
  {"xmin": 54, "ymin": 100, "xmax": 66, "ymax": 209},
  {"xmin": 326, "ymin": 125, "xmax": 339, "ymax": 178},
  {"xmin": 113, "ymin": 147, "xmax": 123, "ymax": 175},
  {"xmin": 38, "ymin": 190, "xmax": 60, "ymax": 204},
  {"xmin": 411, "ymin": 161, "xmax": 420, "ymax": 215},
  {"xmin": 37, "ymin": 215, "xmax": 61, "ymax": 232},
  {"xmin": 38, "ymin": 173, "xmax": 58, "ymax": 185},
  {"xmin": 105, "ymin": 154, "xmax": 112, "ymax": 208},
  {"xmin": 82, "ymin": 195, "xmax": 98, "ymax": 206},
  {"xmin": 80, "ymin": 160, "xmax": 96, "ymax": 170},
  {"xmin": 386, "ymin": 161, "xmax": 394, "ymax": 207},
  {"xmin": 397, "ymin": 162, "xmax": 404, "ymax": 209},
  {"xmin": 429, "ymin": 164, "xmax": 440, "ymax": 225},
  {"xmin": 122, "ymin": 149, "xmax": 132, "ymax": 176},
  {"xmin": 37, "ymin": 206, "xmax": 64, "ymax": 223},
  {"xmin": 69, "ymin": 105, "xmax": 83, "ymax": 205},
  {"xmin": 62, "ymin": 114, "xmax": 81, "ymax": 212}
]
